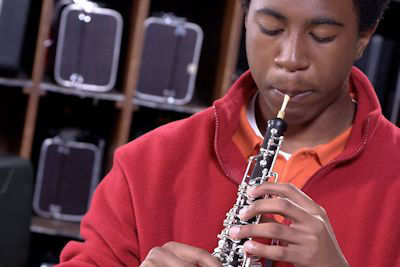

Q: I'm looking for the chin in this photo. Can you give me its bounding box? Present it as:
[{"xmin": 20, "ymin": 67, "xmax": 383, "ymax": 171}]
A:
[{"xmin": 283, "ymin": 108, "xmax": 319, "ymax": 127}]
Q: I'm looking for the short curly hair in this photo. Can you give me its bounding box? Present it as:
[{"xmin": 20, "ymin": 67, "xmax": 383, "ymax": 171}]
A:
[{"xmin": 240, "ymin": 0, "xmax": 391, "ymax": 33}]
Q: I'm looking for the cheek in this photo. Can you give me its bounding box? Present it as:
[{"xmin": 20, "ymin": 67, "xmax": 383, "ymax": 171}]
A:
[
  {"xmin": 311, "ymin": 37, "xmax": 357, "ymax": 80},
  {"xmin": 306, "ymin": 45, "xmax": 356, "ymax": 98},
  {"xmin": 246, "ymin": 31, "xmax": 263, "ymax": 69},
  {"xmin": 317, "ymin": 60, "xmax": 352, "ymax": 97},
  {"xmin": 246, "ymin": 31, "xmax": 276, "ymax": 83}
]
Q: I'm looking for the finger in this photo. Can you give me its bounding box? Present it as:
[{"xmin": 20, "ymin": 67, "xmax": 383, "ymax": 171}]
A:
[
  {"xmin": 259, "ymin": 214, "xmax": 279, "ymax": 224},
  {"xmin": 163, "ymin": 242, "xmax": 222, "ymax": 267},
  {"xmin": 242, "ymin": 240, "xmax": 301, "ymax": 264},
  {"xmin": 248, "ymin": 183, "xmax": 323, "ymax": 214},
  {"xmin": 239, "ymin": 197, "xmax": 309, "ymax": 223},
  {"xmin": 248, "ymin": 183, "xmax": 311, "ymax": 205},
  {"xmin": 229, "ymin": 222, "xmax": 307, "ymax": 245},
  {"xmin": 142, "ymin": 246, "xmax": 194, "ymax": 267}
]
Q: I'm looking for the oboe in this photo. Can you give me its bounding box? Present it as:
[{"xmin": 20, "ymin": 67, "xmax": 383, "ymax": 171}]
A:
[{"xmin": 213, "ymin": 94, "xmax": 290, "ymax": 267}]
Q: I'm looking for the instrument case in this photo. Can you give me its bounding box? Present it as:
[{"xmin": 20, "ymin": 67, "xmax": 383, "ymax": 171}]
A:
[
  {"xmin": 33, "ymin": 129, "xmax": 104, "ymax": 222},
  {"xmin": 136, "ymin": 14, "xmax": 204, "ymax": 105},
  {"xmin": 0, "ymin": 0, "xmax": 32, "ymax": 73},
  {"xmin": 54, "ymin": 0, "xmax": 123, "ymax": 92}
]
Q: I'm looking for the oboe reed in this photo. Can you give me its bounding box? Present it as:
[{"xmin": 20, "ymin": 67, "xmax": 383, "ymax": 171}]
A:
[{"xmin": 277, "ymin": 94, "xmax": 291, "ymax": 119}]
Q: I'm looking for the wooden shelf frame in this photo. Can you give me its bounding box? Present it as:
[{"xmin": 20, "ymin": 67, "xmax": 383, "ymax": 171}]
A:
[
  {"xmin": 23, "ymin": 0, "xmax": 243, "ymax": 240},
  {"xmin": 31, "ymin": 216, "xmax": 82, "ymax": 240},
  {"xmin": 14, "ymin": 0, "xmax": 244, "ymax": 168},
  {"xmin": 213, "ymin": 0, "xmax": 244, "ymax": 100},
  {"xmin": 20, "ymin": 0, "xmax": 55, "ymax": 159},
  {"xmin": 110, "ymin": 0, "xmax": 151, "ymax": 159}
]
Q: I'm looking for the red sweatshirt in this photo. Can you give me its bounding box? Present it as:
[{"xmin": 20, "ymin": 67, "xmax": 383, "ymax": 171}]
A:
[{"xmin": 59, "ymin": 68, "xmax": 400, "ymax": 266}]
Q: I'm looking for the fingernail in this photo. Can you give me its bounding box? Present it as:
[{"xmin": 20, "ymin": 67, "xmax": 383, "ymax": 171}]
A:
[
  {"xmin": 239, "ymin": 207, "xmax": 248, "ymax": 218},
  {"xmin": 244, "ymin": 241, "xmax": 255, "ymax": 252},
  {"xmin": 229, "ymin": 226, "xmax": 241, "ymax": 236}
]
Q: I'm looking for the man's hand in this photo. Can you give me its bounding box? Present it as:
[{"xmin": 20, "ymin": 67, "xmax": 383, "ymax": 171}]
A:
[
  {"xmin": 140, "ymin": 242, "xmax": 222, "ymax": 267},
  {"xmin": 229, "ymin": 183, "xmax": 349, "ymax": 267}
]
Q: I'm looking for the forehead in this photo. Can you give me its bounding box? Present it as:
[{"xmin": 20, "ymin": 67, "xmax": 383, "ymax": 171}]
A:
[{"xmin": 249, "ymin": 0, "xmax": 357, "ymax": 22}]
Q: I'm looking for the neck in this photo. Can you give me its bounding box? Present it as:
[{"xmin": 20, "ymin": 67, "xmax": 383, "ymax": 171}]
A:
[{"xmin": 256, "ymin": 88, "xmax": 356, "ymax": 154}]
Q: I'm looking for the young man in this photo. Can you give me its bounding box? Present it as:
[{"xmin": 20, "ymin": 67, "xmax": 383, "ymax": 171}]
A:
[{"xmin": 59, "ymin": 0, "xmax": 399, "ymax": 266}]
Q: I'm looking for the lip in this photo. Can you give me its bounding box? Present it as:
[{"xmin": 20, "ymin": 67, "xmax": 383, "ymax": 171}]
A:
[{"xmin": 271, "ymin": 88, "xmax": 312, "ymax": 102}]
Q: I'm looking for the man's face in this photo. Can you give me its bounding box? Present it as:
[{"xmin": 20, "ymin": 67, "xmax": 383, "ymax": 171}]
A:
[{"xmin": 246, "ymin": 0, "xmax": 371, "ymax": 124}]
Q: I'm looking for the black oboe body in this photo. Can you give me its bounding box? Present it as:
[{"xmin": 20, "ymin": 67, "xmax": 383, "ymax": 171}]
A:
[{"xmin": 213, "ymin": 96, "xmax": 290, "ymax": 267}]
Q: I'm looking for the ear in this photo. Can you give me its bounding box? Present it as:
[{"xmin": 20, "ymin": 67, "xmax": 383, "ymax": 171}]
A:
[
  {"xmin": 244, "ymin": 12, "xmax": 249, "ymax": 29},
  {"xmin": 355, "ymin": 24, "xmax": 378, "ymax": 60}
]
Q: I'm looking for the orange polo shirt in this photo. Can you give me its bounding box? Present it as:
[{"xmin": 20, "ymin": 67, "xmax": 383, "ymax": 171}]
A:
[{"xmin": 233, "ymin": 94, "xmax": 353, "ymax": 190}]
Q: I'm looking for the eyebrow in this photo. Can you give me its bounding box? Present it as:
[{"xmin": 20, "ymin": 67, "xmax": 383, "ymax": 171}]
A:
[
  {"xmin": 256, "ymin": 7, "xmax": 287, "ymax": 22},
  {"xmin": 308, "ymin": 18, "xmax": 345, "ymax": 27},
  {"xmin": 256, "ymin": 7, "xmax": 345, "ymax": 27}
]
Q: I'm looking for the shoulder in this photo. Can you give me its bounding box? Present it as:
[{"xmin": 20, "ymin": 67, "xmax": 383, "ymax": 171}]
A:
[
  {"xmin": 375, "ymin": 115, "xmax": 400, "ymax": 142},
  {"xmin": 371, "ymin": 114, "xmax": 400, "ymax": 157}
]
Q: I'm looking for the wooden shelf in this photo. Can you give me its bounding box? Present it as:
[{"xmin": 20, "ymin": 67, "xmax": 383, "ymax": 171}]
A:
[
  {"xmin": 133, "ymin": 97, "xmax": 207, "ymax": 114},
  {"xmin": 0, "ymin": 77, "xmax": 32, "ymax": 89},
  {"xmin": 30, "ymin": 216, "xmax": 82, "ymax": 240},
  {"xmin": 0, "ymin": 76, "xmax": 125, "ymax": 102},
  {"xmin": 41, "ymin": 82, "xmax": 125, "ymax": 103}
]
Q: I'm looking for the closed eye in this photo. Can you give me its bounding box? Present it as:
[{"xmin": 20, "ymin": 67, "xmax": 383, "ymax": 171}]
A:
[
  {"xmin": 309, "ymin": 33, "xmax": 336, "ymax": 43},
  {"xmin": 259, "ymin": 25, "xmax": 284, "ymax": 36}
]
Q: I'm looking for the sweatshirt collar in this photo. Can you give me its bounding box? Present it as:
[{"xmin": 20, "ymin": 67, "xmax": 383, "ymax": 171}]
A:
[{"xmin": 213, "ymin": 67, "xmax": 381, "ymax": 184}]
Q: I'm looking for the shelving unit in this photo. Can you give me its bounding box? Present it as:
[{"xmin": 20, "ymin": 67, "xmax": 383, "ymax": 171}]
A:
[
  {"xmin": 0, "ymin": 0, "xmax": 244, "ymax": 265},
  {"xmin": 0, "ymin": 0, "xmax": 243, "ymax": 163}
]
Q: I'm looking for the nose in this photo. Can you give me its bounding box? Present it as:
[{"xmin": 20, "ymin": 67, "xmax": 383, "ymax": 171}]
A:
[{"xmin": 274, "ymin": 34, "xmax": 310, "ymax": 72}]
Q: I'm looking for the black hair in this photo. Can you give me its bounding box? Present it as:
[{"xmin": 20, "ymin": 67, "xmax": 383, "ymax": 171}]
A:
[{"xmin": 240, "ymin": 0, "xmax": 391, "ymax": 33}]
